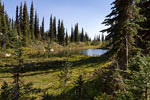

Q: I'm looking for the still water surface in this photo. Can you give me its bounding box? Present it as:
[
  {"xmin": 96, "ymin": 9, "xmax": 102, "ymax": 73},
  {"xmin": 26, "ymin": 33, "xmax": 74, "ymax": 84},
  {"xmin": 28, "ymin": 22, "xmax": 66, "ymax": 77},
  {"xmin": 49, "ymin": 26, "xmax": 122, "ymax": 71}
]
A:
[{"xmin": 55, "ymin": 49, "xmax": 108, "ymax": 57}]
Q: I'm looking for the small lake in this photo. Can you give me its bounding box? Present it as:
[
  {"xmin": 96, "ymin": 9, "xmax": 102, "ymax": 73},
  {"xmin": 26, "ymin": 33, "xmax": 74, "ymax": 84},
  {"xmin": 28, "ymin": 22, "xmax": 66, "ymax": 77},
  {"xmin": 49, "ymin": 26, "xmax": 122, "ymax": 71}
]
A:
[{"xmin": 55, "ymin": 49, "xmax": 108, "ymax": 57}]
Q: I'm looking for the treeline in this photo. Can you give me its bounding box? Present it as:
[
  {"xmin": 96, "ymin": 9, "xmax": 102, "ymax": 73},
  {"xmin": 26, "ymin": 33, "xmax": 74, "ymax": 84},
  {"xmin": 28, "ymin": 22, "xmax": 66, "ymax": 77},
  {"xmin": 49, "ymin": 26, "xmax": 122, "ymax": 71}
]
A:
[
  {"xmin": 100, "ymin": 0, "xmax": 150, "ymax": 99},
  {"xmin": 0, "ymin": 1, "xmax": 91, "ymax": 49},
  {"xmin": 93, "ymin": 33, "xmax": 105, "ymax": 42}
]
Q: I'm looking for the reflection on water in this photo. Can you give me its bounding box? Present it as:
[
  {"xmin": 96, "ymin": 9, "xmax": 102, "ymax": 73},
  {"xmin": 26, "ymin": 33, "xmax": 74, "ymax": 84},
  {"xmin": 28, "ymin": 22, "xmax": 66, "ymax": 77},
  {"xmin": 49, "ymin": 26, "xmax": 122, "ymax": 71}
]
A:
[
  {"xmin": 55, "ymin": 49, "xmax": 108, "ymax": 57},
  {"xmin": 80, "ymin": 49, "xmax": 108, "ymax": 56}
]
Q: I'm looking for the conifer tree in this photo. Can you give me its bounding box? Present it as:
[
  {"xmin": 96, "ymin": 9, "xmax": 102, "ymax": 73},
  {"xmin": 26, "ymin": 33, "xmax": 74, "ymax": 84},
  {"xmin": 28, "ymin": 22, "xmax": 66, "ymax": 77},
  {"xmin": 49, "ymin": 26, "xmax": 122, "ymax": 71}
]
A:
[
  {"xmin": 1, "ymin": 4, "xmax": 8, "ymax": 48},
  {"xmin": 15, "ymin": 6, "xmax": 20, "ymax": 35},
  {"xmin": 102, "ymin": 33, "xmax": 104, "ymax": 42},
  {"xmin": 22, "ymin": 2, "xmax": 29, "ymax": 46},
  {"xmin": 74, "ymin": 23, "xmax": 79, "ymax": 42},
  {"xmin": 138, "ymin": 0, "xmax": 150, "ymax": 53},
  {"xmin": 34, "ymin": 11, "xmax": 40, "ymax": 40},
  {"xmin": 70, "ymin": 27, "xmax": 74, "ymax": 42},
  {"xmin": 40, "ymin": 17, "xmax": 44, "ymax": 40},
  {"xmin": 57, "ymin": 20, "xmax": 65, "ymax": 45},
  {"xmin": 60, "ymin": 21, "xmax": 65, "ymax": 45},
  {"xmin": 85, "ymin": 33, "xmax": 89, "ymax": 41},
  {"xmin": 65, "ymin": 30, "xmax": 69, "ymax": 45},
  {"xmin": 49, "ymin": 15, "xmax": 54, "ymax": 41},
  {"xmin": 80, "ymin": 28, "xmax": 84, "ymax": 42},
  {"xmin": 57, "ymin": 19, "xmax": 61, "ymax": 43},
  {"xmin": 19, "ymin": 3, "xmax": 23, "ymax": 37},
  {"xmin": 29, "ymin": 1, "xmax": 34, "ymax": 40},
  {"xmin": 53, "ymin": 17, "xmax": 56, "ymax": 40},
  {"xmin": 102, "ymin": 0, "xmax": 141, "ymax": 70}
]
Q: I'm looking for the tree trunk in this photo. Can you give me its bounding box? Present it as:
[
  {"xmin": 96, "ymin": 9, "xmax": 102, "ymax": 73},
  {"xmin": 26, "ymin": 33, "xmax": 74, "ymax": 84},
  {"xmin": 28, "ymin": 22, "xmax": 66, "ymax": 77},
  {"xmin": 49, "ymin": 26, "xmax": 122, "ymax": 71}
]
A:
[{"xmin": 125, "ymin": 32, "xmax": 128, "ymax": 69}]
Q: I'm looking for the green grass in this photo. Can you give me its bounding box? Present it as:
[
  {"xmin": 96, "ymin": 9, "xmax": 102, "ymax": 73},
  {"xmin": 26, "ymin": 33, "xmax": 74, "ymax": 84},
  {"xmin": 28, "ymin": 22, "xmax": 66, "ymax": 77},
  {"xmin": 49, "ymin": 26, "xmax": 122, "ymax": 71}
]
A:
[{"xmin": 0, "ymin": 42, "xmax": 110, "ymax": 99}]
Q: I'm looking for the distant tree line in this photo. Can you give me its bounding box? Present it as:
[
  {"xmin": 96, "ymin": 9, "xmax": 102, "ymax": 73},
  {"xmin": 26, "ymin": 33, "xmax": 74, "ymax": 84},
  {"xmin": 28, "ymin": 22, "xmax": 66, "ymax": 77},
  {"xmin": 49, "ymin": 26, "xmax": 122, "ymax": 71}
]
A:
[{"xmin": 0, "ymin": 1, "xmax": 91, "ymax": 49}]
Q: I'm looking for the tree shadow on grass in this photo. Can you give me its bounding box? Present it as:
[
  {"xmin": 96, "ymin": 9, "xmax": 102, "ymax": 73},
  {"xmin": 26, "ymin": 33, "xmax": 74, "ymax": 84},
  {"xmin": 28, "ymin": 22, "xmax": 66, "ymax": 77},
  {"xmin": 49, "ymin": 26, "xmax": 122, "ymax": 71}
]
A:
[
  {"xmin": 71, "ymin": 53, "xmax": 111, "ymax": 68},
  {"xmin": 1, "ymin": 53, "xmax": 111, "ymax": 77},
  {"xmin": 42, "ymin": 66, "xmax": 116, "ymax": 100}
]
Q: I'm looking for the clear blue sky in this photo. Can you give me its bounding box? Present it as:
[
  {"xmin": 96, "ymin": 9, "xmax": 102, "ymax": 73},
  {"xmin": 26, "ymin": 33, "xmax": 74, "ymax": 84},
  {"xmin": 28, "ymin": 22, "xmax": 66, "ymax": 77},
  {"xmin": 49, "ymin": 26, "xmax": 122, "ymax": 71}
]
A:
[{"xmin": 2, "ymin": 0, "xmax": 113, "ymax": 39}]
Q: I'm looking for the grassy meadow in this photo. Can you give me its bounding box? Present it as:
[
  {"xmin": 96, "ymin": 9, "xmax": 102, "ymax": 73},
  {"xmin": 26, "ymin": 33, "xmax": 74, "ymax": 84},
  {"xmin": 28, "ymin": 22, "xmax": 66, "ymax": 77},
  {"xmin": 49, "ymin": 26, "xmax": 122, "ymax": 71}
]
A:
[{"xmin": 0, "ymin": 42, "xmax": 111, "ymax": 100}]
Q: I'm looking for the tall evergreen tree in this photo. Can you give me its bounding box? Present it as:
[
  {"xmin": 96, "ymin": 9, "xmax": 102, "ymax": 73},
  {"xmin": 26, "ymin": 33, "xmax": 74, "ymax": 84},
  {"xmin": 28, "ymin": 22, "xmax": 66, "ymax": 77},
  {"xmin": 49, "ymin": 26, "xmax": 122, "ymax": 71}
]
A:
[
  {"xmin": 53, "ymin": 17, "xmax": 57, "ymax": 40},
  {"xmin": 65, "ymin": 30, "xmax": 69, "ymax": 45},
  {"xmin": 34, "ymin": 11, "xmax": 40, "ymax": 40},
  {"xmin": 102, "ymin": 0, "xmax": 141, "ymax": 70},
  {"xmin": 138, "ymin": 0, "xmax": 150, "ymax": 53},
  {"xmin": 60, "ymin": 20, "xmax": 65, "ymax": 45},
  {"xmin": 22, "ymin": 2, "xmax": 29, "ymax": 46},
  {"xmin": 80, "ymin": 28, "xmax": 84, "ymax": 42},
  {"xmin": 15, "ymin": 6, "xmax": 20, "ymax": 35},
  {"xmin": 49, "ymin": 15, "xmax": 54, "ymax": 41},
  {"xmin": 19, "ymin": 2, "xmax": 23, "ymax": 37},
  {"xmin": 40, "ymin": 17, "xmax": 44, "ymax": 40},
  {"xmin": 101, "ymin": 33, "xmax": 104, "ymax": 42},
  {"xmin": 70, "ymin": 27, "xmax": 74, "ymax": 42},
  {"xmin": 74, "ymin": 23, "xmax": 79, "ymax": 42},
  {"xmin": 57, "ymin": 19, "xmax": 61, "ymax": 43},
  {"xmin": 1, "ymin": 4, "xmax": 8, "ymax": 48},
  {"xmin": 29, "ymin": 1, "xmax": 34, "ymax": 40}
]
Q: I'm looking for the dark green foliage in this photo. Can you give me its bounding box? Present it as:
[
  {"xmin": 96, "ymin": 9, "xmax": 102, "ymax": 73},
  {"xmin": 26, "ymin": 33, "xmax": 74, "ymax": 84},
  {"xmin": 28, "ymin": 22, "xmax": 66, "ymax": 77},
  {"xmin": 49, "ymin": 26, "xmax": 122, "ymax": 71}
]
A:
[
  {"xmin": 102, "ymin": 0, "xmax": 141, "ymax": 70},
  {"xmin": 53, "ymin": 17, "xmax": 57, "ymax": 40},
  {"xmin": 57, "ymin": 19, "xmax": 61, "ymax": 42},
  {"xmin": 80, "ymin": 28, "xmax": 85, "ymax": 42},
  {"xmin": 49, "ymin": 15, "xmax": 55, "ymax": 41},
  {"xmin": 40, "ymin": 17, "xmax": 45, "ymax": 40},
  {"xmin": 85, "ymin": 33, "xmax": 89, "ymax": 41},
  {"xmin": 74, "ymin": 75, "xmax": 84, "ymax": 100},
  {"xmin": 128, "ymin": 54, "xmax": 150, "ymax": 100},
  {"xmin": 74, "ymin": 23, "xmax": 79, "ymax": 42},
  {"xmin": 15, "ymin": 6, "xmax": 20, "ymax": 35},
  {"xmin": 65, "ymin": 30, "xmax": 69, "ymax": 45},
  {"xmin": 60, "ymin": 21, "xmax": 65, "ymax": 44},
  {"xmin": 0, "ymin": 82, "xmax": 38, "ymax": 100},
  {"xmin": 0, "ymin": 82, "xmax": 11, "ymax": 100},
  {"xmin": 34, "ymin": 11, "xmax": 40, "ymax": 40},
  {"xmin": 19, "ymin": 2, "xmax": 23, "ymax": 37},
  {"xmin": 22, "ymin": 2, "xmax": 29, "ymax": 46},
  {"xmin": 101, "ymin": 33, "xmax": 104, "ymax": 42},
  {"xmin": 70, "ymin": 27, "xmax": 74, "ymax": 42},
  {"xmin": 58, "ymin": 20, "xmax": 65, "ymax": 45},
  {"xmin": 30, "ymin": 1, "xmax": 34, "ymax": 40},
  {"xmin": 137, "ymin": 0, "xmax": 150, "ymax": 53}
]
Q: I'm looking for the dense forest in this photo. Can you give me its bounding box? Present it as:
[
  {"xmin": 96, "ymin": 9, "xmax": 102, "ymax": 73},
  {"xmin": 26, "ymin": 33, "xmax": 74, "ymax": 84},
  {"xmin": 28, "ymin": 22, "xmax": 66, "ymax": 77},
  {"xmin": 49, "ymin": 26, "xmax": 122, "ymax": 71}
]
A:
[
  {"xmin": 0, "ymin": 0, "xmax": 150, "ymax": 100},
  {"xmin": 0, "ymin": 1, "xmax": 93, "ymax": 50}
]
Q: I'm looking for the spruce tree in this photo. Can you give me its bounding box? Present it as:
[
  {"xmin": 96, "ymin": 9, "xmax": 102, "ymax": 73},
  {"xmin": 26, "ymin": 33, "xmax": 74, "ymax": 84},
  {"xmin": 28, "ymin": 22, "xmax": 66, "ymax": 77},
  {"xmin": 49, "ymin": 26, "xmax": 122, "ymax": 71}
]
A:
[
  {"xmin": 53, "ymin": 17, "xmax": 56, "ymax": 40},
  {"xmin": 102, "ymin": 33, "xmax": 104, "ymax": 42},
  {"xmin": 102, "ymin": 0, "xmax": 141, "ymax": 70},
  {"xmin": 65, "ymin": 30, "xmax": 69, "ymax": 45},
  {"xmin": 41, "ymin": 17, "xmax": 44, "ymax": 40},
  {"xmin": 1, "ymin": 4, "xmax": 8, "ymax": 48},
  {"xmin": 22, "ymin": 2, "xmax": 29, "ymax": 46},
  {"xmin": 81, "ymin": 28, "xmax": 84, "ymax": 42},
  {"xmin": 60, "ymin": 21, "xmax": 65, "ymax": 45},
  {"xmin": 57, "ymin": 19, "xmax": 61, "ymax": 42},
  {"xmin": 138, "ymin": 0, "xmax": 150, "ymax": 53},
  {"xmin": 34, "ymin": 11, "xmax": 40, "ymax": 40},
  {"xmin": 15, "ymin": 6, "xmax": 20, "ymax": 36},
  {"xmin": 49, "ymin": 15, "xmax": 54, "ymax": 41},
  {"xmin": 74, "ymin": 23, "xmax": 79, "ymax": 42},
  {"xmin": 70, "ymin": 27, "xmax": 74, "ymax": 42},
  {"xmin": 29, "ymin": 1, "xmax": 34, "ymax": 40},
  {"xmin": 19, "ymin": 2, "xmax": 23, "ymax": 37}
]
